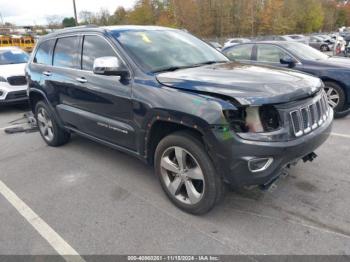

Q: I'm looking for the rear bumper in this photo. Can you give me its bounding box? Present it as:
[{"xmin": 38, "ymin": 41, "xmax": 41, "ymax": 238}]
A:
[{"xmin": 209, "ymin": 109, "xmax": 333, "ymax": 188}]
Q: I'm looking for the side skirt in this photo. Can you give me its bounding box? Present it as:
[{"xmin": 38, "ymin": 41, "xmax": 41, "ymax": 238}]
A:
[{"xmin": 65, "ymin": 126, "xmax": 148, "ymax": 164}]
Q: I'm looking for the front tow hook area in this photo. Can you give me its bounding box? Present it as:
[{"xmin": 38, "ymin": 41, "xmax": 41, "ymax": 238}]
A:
[
  {"xmin": 259, "ymin": 152, "xmax": 318, "ymax": 192},
  {"xmin": 259, "ymin": 169, "xmax": 289, "ymax": 192},
  {"xmin": 302, "ymin": 152, "xmax": 318, "ymax": 163}
]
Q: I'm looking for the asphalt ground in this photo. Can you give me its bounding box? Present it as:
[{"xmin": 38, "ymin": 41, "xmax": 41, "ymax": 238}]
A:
[{"xmin": 0, "ymin": 105, "xmax": 349, "ymax": 257}]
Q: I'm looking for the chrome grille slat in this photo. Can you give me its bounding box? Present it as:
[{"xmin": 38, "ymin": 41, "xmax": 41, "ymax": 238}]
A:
[{"xmin": 290, "ymin": 92, "xmax": 330, "ymax": 137}]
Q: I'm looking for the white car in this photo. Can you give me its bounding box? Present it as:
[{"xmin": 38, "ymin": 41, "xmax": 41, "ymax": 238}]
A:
[
  {"xmin": 223, "ymin": 38, "xmax": 251, "ymax": 48},
  {"xmin": 0, "ymin": 47, "xmax": 29, "ymax": 105},
  {"xmin": 284, "ymin": 34, "xmax": 308, "ymax": 44}
]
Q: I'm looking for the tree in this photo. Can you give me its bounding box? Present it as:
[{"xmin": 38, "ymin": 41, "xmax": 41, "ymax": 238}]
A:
[
  {"xmin": 111, "ymin": 7, "xmax": 128, "ymax": 25},
  {"xmin": 62, "ymin": 17, "xmax": 76, "ymax": 27},
  {"xmin": 259, "ymin": 0, "xmax": 285, "ymax": 35},
  {"xmin": 46, "ymin": 15, "xmax": 63, "ymax": 29},
  {"xmin": 128, "ymin": 0, "xmax": 155, "ymax": 25},
  {"xmin": 79, "ymin": 11, "xmax": 95, "ymax": 25},
  {"xmin": 97, "ymin": 8, "xmax": 111, "ymax": 26},
  {"xmin": 54, "ymin": 0, "xmax": 349, "ymax": 38}
]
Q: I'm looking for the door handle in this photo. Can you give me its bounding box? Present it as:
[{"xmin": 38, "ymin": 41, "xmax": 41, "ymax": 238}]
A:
[
  {"xmin": 76, "ymin": 77, "xmax": 87, "ymax": 84},
  {"xmin": 42, "ymin": 71, "xmax": 51, "ymax": 76}
]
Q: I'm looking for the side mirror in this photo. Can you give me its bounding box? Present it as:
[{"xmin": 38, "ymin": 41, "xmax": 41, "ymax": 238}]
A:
[
  {"xmin": 93, "ymin": 56, "xmax": 129, "ymax": 78},
  {"xmin": 280, "ymin": 56, "xmax": 297, "ymax": 68}
]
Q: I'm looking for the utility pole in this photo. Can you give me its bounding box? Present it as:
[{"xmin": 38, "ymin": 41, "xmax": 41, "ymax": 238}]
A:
[{"xmin": 72, "ymin": 0, "xmax": 78, "ymax": 25}]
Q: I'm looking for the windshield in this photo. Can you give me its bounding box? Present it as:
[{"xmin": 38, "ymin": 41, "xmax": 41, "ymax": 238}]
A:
[
  {"xmin": 284, "ymin": 42, "xmax": 329, "ymax": 61},
  {"xmin": 112, "ymin": 29, "xmax": 228, "ymax": 73},
  {"xmin": 0, "ymin": 49, "xmax": 29, "ymax": 65}
]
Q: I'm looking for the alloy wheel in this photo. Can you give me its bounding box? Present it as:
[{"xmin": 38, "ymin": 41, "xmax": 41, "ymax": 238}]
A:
[
  {"xmin": 324, "ymin": 86, "xmax": 340, "ymax": 108},
  {"xmin": 160, "ymin": 146, "xmax": 205, "ymax": 205},
  {"xmin": 321, "ymin": 45, "xmax": 328, "ymax": 52},
  {"xmin": 37, "ymin": 107, "xmax": 54, "ymax": 142}
]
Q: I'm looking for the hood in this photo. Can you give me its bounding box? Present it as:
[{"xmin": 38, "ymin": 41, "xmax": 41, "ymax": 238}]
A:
[
  {"xmin": 156, "ymin": 62, "xmax": 322, "ymax": 105},
  {"xmin": 0, "ymin": 63, "xmax": 26, "ymax": 78}
]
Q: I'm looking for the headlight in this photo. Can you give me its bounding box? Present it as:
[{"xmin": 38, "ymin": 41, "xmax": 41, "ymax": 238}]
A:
[
  {"xmin": 223, "ymin": 105, "xmax": 284, "ymax": 141},
  {"xmin": 0, "ymin": 76, "xmax": 7, "ymax": 82}
]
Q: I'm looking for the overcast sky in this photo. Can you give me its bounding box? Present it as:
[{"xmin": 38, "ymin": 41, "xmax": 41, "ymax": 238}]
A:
[{"xmin": 0, "ymin": 0, "xmax": 137, "ymax": 26}]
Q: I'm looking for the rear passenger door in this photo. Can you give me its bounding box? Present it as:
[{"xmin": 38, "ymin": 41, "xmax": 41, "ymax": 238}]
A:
[
  {"xmin": 224, "ymin": 44, "xmax": 254, "ymax": 64},
  {"xmin": 55, "ymin": 34, "xmax": 135, "ymax": 150}
]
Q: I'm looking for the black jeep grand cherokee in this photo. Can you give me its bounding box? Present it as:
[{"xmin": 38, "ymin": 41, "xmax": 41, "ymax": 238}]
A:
[{"xmin": 26, "ymin": 26, "xmax": 333, "ymax": 214}]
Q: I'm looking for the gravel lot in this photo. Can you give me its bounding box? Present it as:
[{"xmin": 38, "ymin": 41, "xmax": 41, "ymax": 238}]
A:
[{"xmin": 0, "ymin": 105, "xmax": 349, "ymax": 256}]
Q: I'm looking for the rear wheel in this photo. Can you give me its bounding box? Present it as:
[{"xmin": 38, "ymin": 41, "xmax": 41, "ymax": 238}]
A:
[
  {"xmin": 323, "ymin": 81, "xmax": 346, "ymax": 117},
  {"xmin": 35, "ymin": 101, "xmax": 70, "ymax": 146},
  {"xmin": 155, "ymin": 131, "xmax": 224, "ymax": 215}
]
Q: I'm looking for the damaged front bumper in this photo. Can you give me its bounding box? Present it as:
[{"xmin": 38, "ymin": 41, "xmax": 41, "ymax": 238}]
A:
[{"xmin": 209, "ymin": 108, "xmax": 333, "ymax": 188}]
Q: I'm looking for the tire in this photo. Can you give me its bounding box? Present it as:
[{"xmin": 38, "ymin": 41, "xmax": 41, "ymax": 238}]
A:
[
  {"xmin": 320, "ymin": 45, "xmax": 329, "ymax": 52},
  {"xmin": 323, "ymin": 81, "xmax": 346, "ymax": 117},
  {"xmin": 35, "ymin": 101, "xmax": 70, "ymax": 146},
  {"xmin": 154, "ymin": 131, "xmax": 224, "ymax": 215}
]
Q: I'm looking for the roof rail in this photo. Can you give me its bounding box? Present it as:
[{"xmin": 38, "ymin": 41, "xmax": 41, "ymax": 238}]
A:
[{"xmin": 54, "ymin": 24, "xmax": 99, "ymax": 33}]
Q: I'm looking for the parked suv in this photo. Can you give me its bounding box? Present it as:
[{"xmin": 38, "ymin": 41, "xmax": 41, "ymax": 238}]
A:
[{"xmin": 26, "ymin": 26, "xmax": 333, "ymax": 214}]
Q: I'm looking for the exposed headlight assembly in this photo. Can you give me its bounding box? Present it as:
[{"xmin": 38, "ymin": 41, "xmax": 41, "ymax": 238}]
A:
[{"xmin": 223, "ymin": 105, "xmax": 285, "ymax": 141}]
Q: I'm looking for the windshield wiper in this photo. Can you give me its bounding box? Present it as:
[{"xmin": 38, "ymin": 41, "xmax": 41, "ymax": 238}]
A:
[
  {"xmin": 152, "ymin": 65, "xmax": 192, "ymax": 73},
  {"xmin": 153, "ymin": 61, "xmax": 227, "ymax": 73},
  {"xmin": 194, "ymin": 61, "xmax": 226, "ymax": 66}
]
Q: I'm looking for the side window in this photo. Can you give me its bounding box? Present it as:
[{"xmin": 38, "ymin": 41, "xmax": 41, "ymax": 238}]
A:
[
  {"xmin": 224, "ymin": 44, "xmax": 253, "ymax": 61},
  {"xmin": 34, "ymin": 39, "xmax": 55, "ymax": 65},
  {"xmin": 53, "ymin": 36, "xmax": 79, "ymax": 69},
  {"xmin": 257, "ymin": 45, "xmax": 287, "ymax": 63},
  {"xmin": 82, "ymin": 35, "xmax": 117, "ymax": 71}
]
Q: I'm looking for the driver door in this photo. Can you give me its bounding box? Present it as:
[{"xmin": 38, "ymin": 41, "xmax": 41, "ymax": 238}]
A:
[{"xmin": 253, "ymin": 44, "xmax": 301, "ymax": 70}]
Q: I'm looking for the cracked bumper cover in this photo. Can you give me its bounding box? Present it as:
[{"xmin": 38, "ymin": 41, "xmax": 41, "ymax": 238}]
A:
[{"xmin": 209, "ymin": 109, "xmax": 333, "ymax": 188}]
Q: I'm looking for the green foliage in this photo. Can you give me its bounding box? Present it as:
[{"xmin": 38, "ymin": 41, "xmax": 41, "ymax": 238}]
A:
[
  {"xmin": 79, "ymin": 0, "xmax": 350, "ymax": 37},
  {"xmin": 62, "ymin": 17, "xmax": 76, "ymax": 27}
]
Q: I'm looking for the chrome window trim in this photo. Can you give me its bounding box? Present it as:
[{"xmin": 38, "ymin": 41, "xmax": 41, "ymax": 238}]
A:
[{"xmin": 31, "ymin": 32, "xmax": 134, "ymax": 79}]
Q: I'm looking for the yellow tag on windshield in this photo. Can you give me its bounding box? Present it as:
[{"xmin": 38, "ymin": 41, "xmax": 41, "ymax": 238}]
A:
[{"xmin": 138, "ymin": 32, "xmax": 152, "ymax": 44}]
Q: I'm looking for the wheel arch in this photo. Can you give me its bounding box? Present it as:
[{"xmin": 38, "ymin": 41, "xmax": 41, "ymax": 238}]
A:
[
  {"xmin": 28, "ymin": 88, "xmax": 65, "ymax": 127},
  {"xmin": 320, "ymin": 77, "xmax": 348, "ymax": 104},
  {"xmin": 28, "ymin": 89, "xmax": 47, "ymax": 113},
  {"xmin": 145, "ymin": 119, "xmax": 206, "ymax": 166}
]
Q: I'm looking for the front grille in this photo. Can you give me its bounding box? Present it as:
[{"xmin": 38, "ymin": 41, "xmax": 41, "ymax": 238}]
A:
[
  {"xmin": 7, "ymin": 76, "xmax": 27, "ymax": 86},
  {"xmin": 6, "ymin": 91, "xmax": 27, "ymax": 100},
  {"xmin": 290, "ymin": 92, "xmax": 330, "ymax": 137}
]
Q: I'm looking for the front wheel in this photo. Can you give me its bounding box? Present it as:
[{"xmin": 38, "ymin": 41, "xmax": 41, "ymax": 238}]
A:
[
  {"xmin": 155, "ymin": 131, "xmax": 224, "ymax": 215},
  {"xmin": 323, "ymin": 81, "xmax": 346, "ymax": 117}
]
